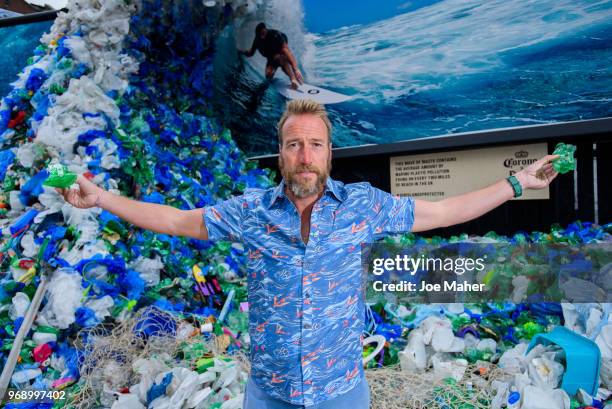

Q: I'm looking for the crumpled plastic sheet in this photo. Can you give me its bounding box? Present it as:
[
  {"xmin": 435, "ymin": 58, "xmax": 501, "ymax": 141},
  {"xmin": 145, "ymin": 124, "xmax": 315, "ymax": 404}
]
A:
[
  {"xmin": 38, "ymin": 268, "xmax": 83, "ymax": 329},
  {"xmin": 35, "ymin": 77, "xmax": 121, "ymax": 157}
]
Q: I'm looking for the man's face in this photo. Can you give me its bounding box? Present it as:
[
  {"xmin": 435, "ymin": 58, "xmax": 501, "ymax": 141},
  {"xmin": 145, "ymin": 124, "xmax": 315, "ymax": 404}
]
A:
[
  {"xmin": 278, "ymin": 114, "xmax": 331, "ymax": 199},
  {"xmin": 259, "ymin": 28, "xmax": 268, "ymax": 40}
]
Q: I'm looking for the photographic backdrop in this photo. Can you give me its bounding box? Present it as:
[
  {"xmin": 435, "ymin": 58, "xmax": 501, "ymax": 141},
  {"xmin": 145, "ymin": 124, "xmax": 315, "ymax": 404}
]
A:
[{"xmin": 213, "ymin": 0, "xmax": 612, "ymax": 156}]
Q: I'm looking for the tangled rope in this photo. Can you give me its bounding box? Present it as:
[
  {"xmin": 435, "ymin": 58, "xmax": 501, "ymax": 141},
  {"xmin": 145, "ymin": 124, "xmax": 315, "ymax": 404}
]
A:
[{"xmin": 366, "ymin": 363, "xmax": 513, "ymax": 409}]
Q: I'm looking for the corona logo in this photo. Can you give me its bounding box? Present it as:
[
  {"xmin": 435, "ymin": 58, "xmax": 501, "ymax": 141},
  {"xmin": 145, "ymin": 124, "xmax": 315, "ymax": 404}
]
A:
[
  {"xmin": 504, "ymin": 157, "xmax": 537, "ymax": 167},
  {"xmin": 514, "ymin": 150, "xmax": 528, "ymax": 158}
]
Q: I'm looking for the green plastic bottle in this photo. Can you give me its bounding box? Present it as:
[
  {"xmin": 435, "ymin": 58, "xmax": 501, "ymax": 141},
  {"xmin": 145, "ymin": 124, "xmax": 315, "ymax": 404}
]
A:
[
  {"xmin": 551, "ymin": 143, "xmax": 576, "ymax": 174},
  {"xmin": 43, "ymin": 164, "xmax": 77, "ymax": 188}
]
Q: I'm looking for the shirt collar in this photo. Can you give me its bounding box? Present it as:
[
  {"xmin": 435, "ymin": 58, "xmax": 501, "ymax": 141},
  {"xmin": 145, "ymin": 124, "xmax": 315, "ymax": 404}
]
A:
[
  {"xmin": 266, "ymin": 177, "xmax": 346, "ymax": 209},
  {"xmin": 325, "ymin": 177, "xmax": 347, "ymax": 203}
]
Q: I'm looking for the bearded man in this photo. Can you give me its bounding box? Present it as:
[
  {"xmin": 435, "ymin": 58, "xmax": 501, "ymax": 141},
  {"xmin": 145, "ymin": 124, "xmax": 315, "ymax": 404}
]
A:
[{"xmin": 59, "ymin": 99, "xmax": 559, "ymax": 408}]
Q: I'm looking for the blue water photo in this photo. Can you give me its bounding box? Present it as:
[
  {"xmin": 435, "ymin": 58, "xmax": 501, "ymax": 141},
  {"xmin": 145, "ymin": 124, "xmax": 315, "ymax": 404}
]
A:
[
  {"xmin": 213, "ymin": 0, "xmax": 612, "ymax": 156},
  {"xmin": 0, "ymin": 21, "xmax": 54, "ymax": 98}
]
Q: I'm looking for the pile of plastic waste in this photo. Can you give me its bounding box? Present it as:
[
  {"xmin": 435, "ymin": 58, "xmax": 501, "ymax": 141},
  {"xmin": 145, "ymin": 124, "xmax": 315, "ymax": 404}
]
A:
[
  {"xmin": 0, "ymin": 1, "xmax": 610, "ymax": 408},
  {"xmin": 364, "ymin": 299, "xmax": 612, "ymax": 408},
  {"xmin": 1, "ymin": 0, "xmax": 270, "ymax": 407},
  {"xmin": 362, "ymin": 223, "xmax": 612, "ymax": 408}
]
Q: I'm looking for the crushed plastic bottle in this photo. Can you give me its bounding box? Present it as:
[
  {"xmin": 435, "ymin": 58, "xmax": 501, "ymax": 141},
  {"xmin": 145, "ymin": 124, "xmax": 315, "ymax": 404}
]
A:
[
  {"xmin": 552, "ymin": 143, "xmax": 577, "ymax": 174},
  {"xmin": 42, "ymin": 163, "xmax": 77, "ymax": 188}
]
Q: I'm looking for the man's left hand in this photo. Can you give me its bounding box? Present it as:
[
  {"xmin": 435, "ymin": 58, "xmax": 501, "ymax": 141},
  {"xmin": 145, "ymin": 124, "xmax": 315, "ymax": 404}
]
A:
[{"xmin": 515, "ymin": 155, "xmax": 560, "ymax": 190}]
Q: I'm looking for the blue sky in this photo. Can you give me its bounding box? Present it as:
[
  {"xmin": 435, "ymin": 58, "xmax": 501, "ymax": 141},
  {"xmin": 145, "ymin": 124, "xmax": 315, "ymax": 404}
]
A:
[{"xmin": 302, "ymin": 0, "xmax": 442, "ymax": 33}]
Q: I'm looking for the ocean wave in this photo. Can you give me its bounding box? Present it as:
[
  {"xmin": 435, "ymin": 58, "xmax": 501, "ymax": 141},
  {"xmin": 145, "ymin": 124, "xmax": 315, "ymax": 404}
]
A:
[{"xmin": 306, "ymin": 0, "xmax": 612, "ymax": 104}]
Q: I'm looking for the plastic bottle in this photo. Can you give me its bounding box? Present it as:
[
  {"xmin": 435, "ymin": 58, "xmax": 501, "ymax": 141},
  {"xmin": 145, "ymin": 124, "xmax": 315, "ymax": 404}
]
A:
[
  {"xmin": 551, "ymin": 143, "xmax": 576, "ymax": 174},
  {"xmin": 42, "ymin": 163, "xmax": 77, "ymax": 188}
]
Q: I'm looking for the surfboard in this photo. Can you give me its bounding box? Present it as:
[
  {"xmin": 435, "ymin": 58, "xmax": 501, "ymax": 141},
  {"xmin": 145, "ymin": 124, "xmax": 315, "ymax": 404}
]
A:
[
  {"xmin": 241, "ymin": 56, "xmax": 352, "ymax": 104},
  {"xmin": 272, "ymin": 78, "xmax": 352, "ymax": 104}
]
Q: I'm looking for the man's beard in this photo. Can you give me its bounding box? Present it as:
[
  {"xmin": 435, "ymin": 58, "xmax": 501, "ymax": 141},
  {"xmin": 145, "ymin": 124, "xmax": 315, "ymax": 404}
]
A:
[{"xmin": 279, "ymin": 157, "xmax": 331, "ymax": 199}]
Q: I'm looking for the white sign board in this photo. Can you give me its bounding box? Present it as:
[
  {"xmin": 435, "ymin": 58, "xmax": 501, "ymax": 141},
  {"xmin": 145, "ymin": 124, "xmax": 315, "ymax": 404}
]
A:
[{"xmin": 390, "ymin": 143, "xmax": 549, "ymax": 201}]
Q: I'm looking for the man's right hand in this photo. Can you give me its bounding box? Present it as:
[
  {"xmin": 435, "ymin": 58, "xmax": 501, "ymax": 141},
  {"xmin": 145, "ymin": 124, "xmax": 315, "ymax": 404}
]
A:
[{"xmin": 56, "ymin": 175, "xmax": 105, "ymax": 209}]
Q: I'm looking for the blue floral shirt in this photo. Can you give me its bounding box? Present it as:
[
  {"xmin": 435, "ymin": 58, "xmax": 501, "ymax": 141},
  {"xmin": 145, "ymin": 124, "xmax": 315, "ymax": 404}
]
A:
[{"xmin": 203, "ymin": 177, "xmax": 415, "ymax": 406}]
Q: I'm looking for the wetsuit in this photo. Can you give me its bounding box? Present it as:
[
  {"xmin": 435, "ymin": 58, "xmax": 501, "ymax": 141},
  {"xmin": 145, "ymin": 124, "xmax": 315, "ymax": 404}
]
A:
[{"xmin": 250, "ymin": 29, "xmax": 289, "ymax": 67}]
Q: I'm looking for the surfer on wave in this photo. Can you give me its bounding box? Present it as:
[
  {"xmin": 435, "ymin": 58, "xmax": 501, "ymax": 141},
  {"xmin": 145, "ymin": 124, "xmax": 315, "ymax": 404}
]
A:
[{"xmin": 240, "ymin": 22, "xmax": 304, "ymax": 90}]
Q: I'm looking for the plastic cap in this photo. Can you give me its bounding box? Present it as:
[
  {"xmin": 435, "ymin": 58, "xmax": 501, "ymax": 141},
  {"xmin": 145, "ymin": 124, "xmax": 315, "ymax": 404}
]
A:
[{"xmin": 507, "ymin": 391, "xmax": 520, "ymax": 405}]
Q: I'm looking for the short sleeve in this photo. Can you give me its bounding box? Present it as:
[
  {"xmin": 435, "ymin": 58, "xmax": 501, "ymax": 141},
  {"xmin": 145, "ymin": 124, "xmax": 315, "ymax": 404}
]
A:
[
  {"xmin": 202, "ymin": 195, "xmax": 246, "ymax": 242},
  {"xmin": 369, "ymin": 186, "xmax": 415, "ymax": 240}
]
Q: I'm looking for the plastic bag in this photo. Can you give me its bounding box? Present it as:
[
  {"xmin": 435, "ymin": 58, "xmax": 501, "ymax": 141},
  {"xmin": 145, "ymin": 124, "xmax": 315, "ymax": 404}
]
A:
[
  {"xmin": 131, "ymin": 356, "xmax": 172, "ymax": 403},
  {"xmin": 61, "ymin": 206, "xmax": 99, "ymax": 232},
  {"xmin": 130, "ymin": 256, "xmax": 164, "ymax": 287},
  {"xmin": 9, "ymin": 191, "xmax": 25, "ymax": 212},
  {"xmin": 12, "ymin": 368, "xmax": 42, "ymax": 386},
  {"xmin": 20, "ymin": 231, "xmax": 40, "ymax": 258},
  {"xmin": 58, "ymin": 239, "xmax": 110, "ymax": 266},
  {"xmin": 35, "ymin": 77, "xmax": 119, "ymax": 156},
  {"xmin": 38, "ymin": 269, "xmax": 83, "ymax": 329},
  {"xmin": 521, "ymin": 385, "xmax": 565, "ymax": 409},
  {"xmin": 477, "ymin": 338, "xmax": 497, "ymax": 352},
  {"xmin": 167, "ymin": 368, "xmax": 203, "ymax": 407},
  {"xmin": 528, "ymin": 355, "xmax": 564, "ymax": 390},
  {"xmin": 431, "ymin": 353, "xmax": 468, "ymax": 382},
  {"xmin": 33, "ymin": 331, "xmax": 57, "ymax": 345},
  {"xmin": 64, "ymin": 36, "xmax": 93, "ymax": 67},
  {"xmin": 75, "ymin": 220, "xmax": 102, "ymax": 246},
  {"xmin": 84, "ymin": 295, "xmax": 114, "ymax": 321},
  {"xmin": 498, "ymin": 342, "xmax": 529, "ymax": 373},
  {"xmin": 36, "ymin": 187, "xmax": 66, "ymax": 216},
  {"xmin": 17, "ymin": 142, "xmax": 44, "ymax": 168},
  {"xmin": 399, "ymin": 331, "xmax": 428, "ymax": 372},
  {"xmin": 111, "ymin": 394, "xmax": 145, "ymax": 409},
  {"xmin": 420, "ymin": 316, "xmax": 465, "ymax": 353},
  {"xmin": 9, "ymin": 292, "xmax": 30, "ymax": 320}
]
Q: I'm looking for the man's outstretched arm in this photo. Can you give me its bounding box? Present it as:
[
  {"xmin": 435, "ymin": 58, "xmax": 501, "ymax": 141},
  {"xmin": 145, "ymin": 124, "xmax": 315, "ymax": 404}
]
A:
[
  {"xmin": 57, "ymin": 175, "xmax": 208, "ymax": 240},
  {"xmin": 411, "ymin": 155, "xmax": 559, "ymax": 232}
]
